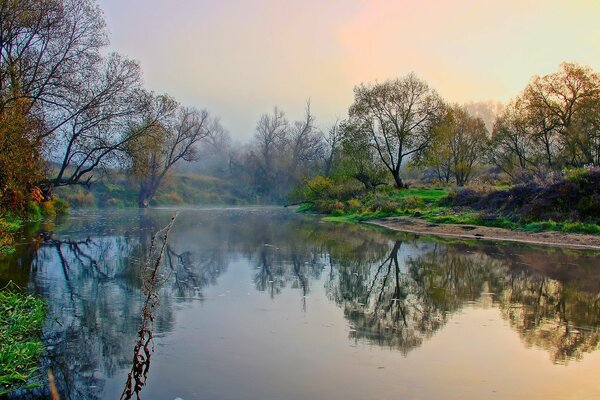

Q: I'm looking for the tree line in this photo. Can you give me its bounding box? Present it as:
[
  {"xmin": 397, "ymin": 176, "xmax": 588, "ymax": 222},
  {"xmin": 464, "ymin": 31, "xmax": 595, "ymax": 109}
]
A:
[
  {"xmin": 219, "ymin": 63, "xmax": 600, "ymax": 203},
  {"xmin": 2, "ymin": 1, "xmax": 600, "ymax": 211}
]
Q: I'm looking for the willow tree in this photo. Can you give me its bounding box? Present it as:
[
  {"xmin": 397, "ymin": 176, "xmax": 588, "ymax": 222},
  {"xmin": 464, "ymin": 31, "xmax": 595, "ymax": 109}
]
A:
[{"xmin": 348, "ymin": 74, "xmax": 445, "ymax": 188}]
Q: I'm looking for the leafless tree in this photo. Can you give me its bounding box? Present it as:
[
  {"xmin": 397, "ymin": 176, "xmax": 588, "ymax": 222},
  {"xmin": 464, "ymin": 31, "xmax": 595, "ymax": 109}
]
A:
[
  {"xmin": 323, "ymin": 119, "xmax": 342, "ymax": 177},
  {"xmin": 41, "ymin": 53, "xmax": 154, "ymax": 193},
  {"xmin": 0, "ymin": 0, "xmax": 107, "ymax": 123},
  {"xmin": 128, "ymin": 101, "xmax": 218, "ymax": 207}
]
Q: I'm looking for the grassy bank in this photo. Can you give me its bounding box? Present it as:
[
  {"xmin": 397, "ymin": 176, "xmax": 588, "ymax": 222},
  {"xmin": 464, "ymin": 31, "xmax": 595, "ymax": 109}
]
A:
[
  {"xmin": 300, "ymin": 178, "xmax": 600, "ymax": 236},
  {"xmin": 0, "ymin": 284, "xmax": 46, "ymax": 394}
]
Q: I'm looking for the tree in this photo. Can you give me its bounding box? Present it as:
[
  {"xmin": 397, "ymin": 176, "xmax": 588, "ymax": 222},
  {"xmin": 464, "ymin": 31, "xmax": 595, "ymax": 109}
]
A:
[
  {"xmin": 127, "ymin": 99, "xmax": 217, "ymax": 207},
  {"xmin": 323, "ymin": 119, "xmax": 342, "ymax": 177},
  {"xmin": 0, "ymin": 98, "xmax": 44, "ymax": 210},
  {"xmin": 42, "ymin": 53, "xmax": 150, "ymax": 194},
  {"xmin": 337, "ymin": 120, "xmax": 388, "ymax": 190},
  {"xmin": 348, "ymin": 74, "xmax": 445, "ymax": 188},
  {"xmin": 488, "ymin": 100, "xmax": 538, "ymax": 177},
  {"xmin": 0, "ymin": 0, "xmax": 107, "ymax": 125},
  {"xmin": 288, "ymin": 101, "xmax": 323, "ymax": 185},
  {"xmin": 523, "ymin": 63, "xmax": 600, "ymax": 167},
  {"xmin": 447, "ymin": 106, "xmax": 488, "ymax": 186},
  {"xmin": 0, "ymin": 0, "xmax": 109, "ymax": 205},
  {"xmin": 240, "ymin": 104, "xmax": 324, "ymax": 202},
  {"xmin": 418, "ymin": 112, "xmax": 453, "ymax": 184},
  {"xmin": 250, "ymin": 107, "xmax": 289, "ymax": 197},
  {"xmin": 488, "ymin": 63, "xmax": 600, "ymax": 178}
]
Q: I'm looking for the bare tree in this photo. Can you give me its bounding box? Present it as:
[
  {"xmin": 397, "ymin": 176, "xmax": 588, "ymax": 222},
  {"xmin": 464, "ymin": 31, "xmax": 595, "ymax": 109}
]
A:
[
  {"xmin": 488, "ymin": 100, "xmax": 538, "ymax": 177},
  {"xmin": 348, "ymin": 74, "xmax": 445, "ymax": 188},
  {"xmin": 41, "ymin": 53, "xmax": 152, "ymax": 194},
  {"xmin": 128, "ymin": 101, "xmax": 217, "ymax": 207},
  {"xmin": 0, "ymin": 0, "xmax": 107, "ymax": 123},
  {"xmin": 289, "ymin": 100, "xmax": 323, "ymax": 184},
  {"xmin": 323, "ymin": 119, "xmax": 342, "ymax": 177}
]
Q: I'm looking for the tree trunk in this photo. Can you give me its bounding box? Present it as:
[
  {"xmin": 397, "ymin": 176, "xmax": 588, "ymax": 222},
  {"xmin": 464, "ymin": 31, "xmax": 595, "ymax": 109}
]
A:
[{"xmin": 392, "ymin": 170, "xmax": 404, "ymax": 188}]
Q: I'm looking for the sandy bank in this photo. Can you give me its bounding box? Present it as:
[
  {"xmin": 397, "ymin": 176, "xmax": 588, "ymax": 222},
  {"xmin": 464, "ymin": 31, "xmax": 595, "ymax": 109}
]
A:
[{"xmin": 366, "ymin": 216, "xmax": 600, "ymax": 250}]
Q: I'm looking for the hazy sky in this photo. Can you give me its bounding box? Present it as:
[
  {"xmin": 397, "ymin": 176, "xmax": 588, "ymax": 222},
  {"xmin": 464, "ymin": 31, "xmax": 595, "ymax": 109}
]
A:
[{"xmin": 96, "ymin": 0, "xmax": 600, "ymax": 140}]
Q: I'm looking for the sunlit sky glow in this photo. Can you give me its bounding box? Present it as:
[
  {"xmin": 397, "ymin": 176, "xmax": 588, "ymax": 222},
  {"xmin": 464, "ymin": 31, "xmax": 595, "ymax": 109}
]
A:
[{"xmin": 97, "ymin": 0, "xmax": 600, "ymax": 139}]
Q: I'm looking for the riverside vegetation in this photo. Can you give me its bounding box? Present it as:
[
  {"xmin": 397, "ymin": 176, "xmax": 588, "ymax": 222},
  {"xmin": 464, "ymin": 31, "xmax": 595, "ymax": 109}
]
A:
[{"xmin": 294, "ymin": 165, "xmax": 600, "ymax": 236}]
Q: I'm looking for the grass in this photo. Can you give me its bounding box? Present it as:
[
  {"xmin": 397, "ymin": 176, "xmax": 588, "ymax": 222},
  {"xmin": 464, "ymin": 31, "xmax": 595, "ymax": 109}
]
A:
[
  {"xmin": 387, "ymin": 187, "xmax": 449, "ymax": 202},
  {"xmin": 0, "ymin": 283, "xmax": 47, "ymax": 394},
  {"xmin": 522, "ymin": 221, "xmax": 600, "ymax": 235},
  {"xmin": 302, "ymin": 186, "xmax": 600, "ymax": 236}
]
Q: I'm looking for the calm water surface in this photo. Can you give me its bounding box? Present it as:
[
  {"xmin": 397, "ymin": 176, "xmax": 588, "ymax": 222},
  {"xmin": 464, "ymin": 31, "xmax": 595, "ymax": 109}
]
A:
[{"xmin": 2, "ymin": 207, "xmax": 600, "ymax": 399}]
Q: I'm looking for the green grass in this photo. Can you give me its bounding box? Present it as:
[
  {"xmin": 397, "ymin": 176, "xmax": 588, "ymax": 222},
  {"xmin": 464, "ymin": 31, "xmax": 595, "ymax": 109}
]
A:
[
  {"xmin": 387, "ymin": 187, "xmax": 449, "ymax": 202},
  {"xmin": 323, "ymin": 210, "xmax": 396, "ymax": 224},
  {"xmin": 0, "ymin": 283, "xmax": 47, "ymax": 394},
  {"xmin": 522, "ymin": 221, "xmax": 600, "ymax": 235}
]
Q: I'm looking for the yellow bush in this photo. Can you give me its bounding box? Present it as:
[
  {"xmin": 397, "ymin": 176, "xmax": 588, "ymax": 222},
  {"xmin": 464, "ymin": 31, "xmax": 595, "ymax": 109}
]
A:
[{"xmin": 40, "ymin": 201, "xmax": 56, "ymax": 218}]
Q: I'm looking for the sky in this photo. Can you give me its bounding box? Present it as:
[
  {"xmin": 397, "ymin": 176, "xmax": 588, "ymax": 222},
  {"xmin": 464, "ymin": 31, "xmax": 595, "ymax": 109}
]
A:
[{"xmin": 96, "ymin": 0, "xmax": 600, "ymax": 140}]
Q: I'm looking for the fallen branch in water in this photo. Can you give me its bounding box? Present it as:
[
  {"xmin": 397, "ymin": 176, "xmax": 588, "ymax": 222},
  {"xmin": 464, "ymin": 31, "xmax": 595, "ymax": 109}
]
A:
[{"xmin": 120, "ymin": 213, "xmax": 178, "ymax": 400}]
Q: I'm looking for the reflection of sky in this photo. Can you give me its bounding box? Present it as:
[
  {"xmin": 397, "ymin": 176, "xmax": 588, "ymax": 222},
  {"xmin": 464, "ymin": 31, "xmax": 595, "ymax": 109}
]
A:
[{"xmin": 96, "ymin": 0, "xmax": 600, "ymax": 139}]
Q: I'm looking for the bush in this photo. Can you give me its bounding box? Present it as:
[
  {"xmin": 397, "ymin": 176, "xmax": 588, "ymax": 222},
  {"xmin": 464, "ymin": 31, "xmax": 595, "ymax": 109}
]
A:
[
  {"xmin": 40, "ymin": 201, "xmax": 56, "ymax": 218},
  {"xmin": 53, "ymin": 197, "xmax": 69, "ymax": 215},
  {"xmin": 346, "ymin": 198, "xmax": 362, "ymax": 212},
  {"xmin": 399, "ymin": 195, "xmax": 424, "ymax": 210},
  {"xmin": 25, "ymin": 203, "xmax": 42, "ymax": 221},
  {"xmin": 369, "ymin": 194, "xmax": 398, "ymax": 213},
  {"xmin": 313, "ymin": 199, "xmax": 346, "ymax": 214}
]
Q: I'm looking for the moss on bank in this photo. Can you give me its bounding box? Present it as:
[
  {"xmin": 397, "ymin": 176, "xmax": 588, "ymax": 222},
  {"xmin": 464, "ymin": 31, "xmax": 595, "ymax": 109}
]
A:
[{"xmin": 0, "ymin": 283, "xmax": 46, "ymax": 394}]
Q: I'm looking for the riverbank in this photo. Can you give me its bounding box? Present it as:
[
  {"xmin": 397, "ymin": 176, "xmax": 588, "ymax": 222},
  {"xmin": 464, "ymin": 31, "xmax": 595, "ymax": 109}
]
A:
[{"xmin": 367, "ymin": 216, "xmax": 600, "ymax": 250}]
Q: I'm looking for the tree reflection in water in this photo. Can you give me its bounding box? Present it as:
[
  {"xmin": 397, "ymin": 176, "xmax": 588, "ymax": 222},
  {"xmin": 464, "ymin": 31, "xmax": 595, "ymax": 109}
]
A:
[
  {"xmin": 2, "ymin": 209, "xmax": 600, "ymax": 398},
  {"xmin": 326, "ymin": 238, "xmax": 600, "ymax": 363}
]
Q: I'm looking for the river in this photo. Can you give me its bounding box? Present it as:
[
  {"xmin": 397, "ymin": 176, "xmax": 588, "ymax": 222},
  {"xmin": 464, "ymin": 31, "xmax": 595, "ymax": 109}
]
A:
[{"xmin": 2, "ymin": 207, "xmax": 600, "ymax": 399}]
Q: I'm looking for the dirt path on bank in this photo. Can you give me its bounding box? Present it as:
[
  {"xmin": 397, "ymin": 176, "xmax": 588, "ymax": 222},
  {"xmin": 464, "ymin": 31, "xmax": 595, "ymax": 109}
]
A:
[{"xmin": 366, "ymin": 216, "xmax": 600, "ymax": 250}]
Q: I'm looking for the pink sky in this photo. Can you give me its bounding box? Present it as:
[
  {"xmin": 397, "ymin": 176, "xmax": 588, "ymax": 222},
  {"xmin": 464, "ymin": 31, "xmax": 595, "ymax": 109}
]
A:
[{"xmin": 97, "ymin": 0, "xmax": 600, "ymax": 139}]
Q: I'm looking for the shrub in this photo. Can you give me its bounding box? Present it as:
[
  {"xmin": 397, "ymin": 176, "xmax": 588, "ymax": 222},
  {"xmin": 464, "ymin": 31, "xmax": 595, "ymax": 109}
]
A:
[
  {"xmin": 305, "ymin": 176, "xmax": 334, "ymax": 200},
  {"xmin": 40, "ymin": 201, "xmax": 56, "ymax": 218},
  {"xmin": 369, "ymin": 195, "xmax": 398, "ymax": 213},
  {"xmin": 347, "ymin": 198, "xmax": 362, "ymax": 212},
  {"xmin": 25, "ymin": 203, "xmax": 42, "ymax": 221},
  {"xmin": 399, "ymin": 195, "xmax": 424, "ymax": 210},
  {"xmin": 53, "ymin": 197, "xmax": 69, "ymax": 215}
]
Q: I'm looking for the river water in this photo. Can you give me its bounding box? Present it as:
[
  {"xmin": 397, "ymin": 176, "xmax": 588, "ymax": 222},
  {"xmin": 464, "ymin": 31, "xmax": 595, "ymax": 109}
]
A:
[{"xmin": 2, "ymin": 207, "xmax": 600, "ymax": 399}]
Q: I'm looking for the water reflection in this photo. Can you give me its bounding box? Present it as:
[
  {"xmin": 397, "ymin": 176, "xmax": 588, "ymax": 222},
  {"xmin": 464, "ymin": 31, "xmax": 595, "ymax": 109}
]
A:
[{"xmin": 1, "ymin": 208, "xmax": 600, "ymax": 398}]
